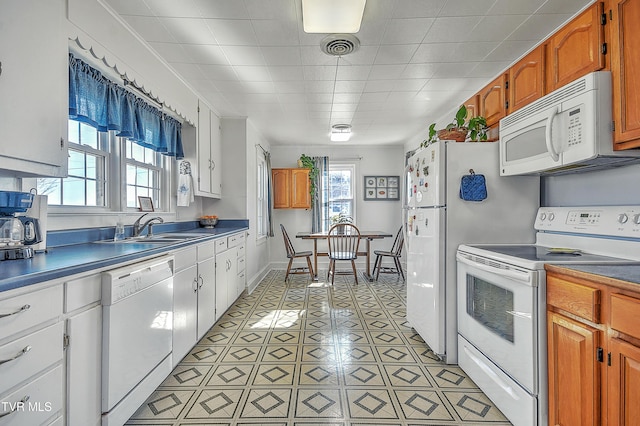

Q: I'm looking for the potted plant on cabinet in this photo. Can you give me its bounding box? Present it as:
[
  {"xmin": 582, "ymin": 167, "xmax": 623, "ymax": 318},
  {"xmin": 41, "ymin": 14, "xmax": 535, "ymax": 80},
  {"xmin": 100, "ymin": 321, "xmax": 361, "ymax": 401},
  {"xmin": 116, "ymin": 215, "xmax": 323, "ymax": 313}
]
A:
[{"xmin": 422, "ymin": 105, "xmax": 489, "ymax": 147}]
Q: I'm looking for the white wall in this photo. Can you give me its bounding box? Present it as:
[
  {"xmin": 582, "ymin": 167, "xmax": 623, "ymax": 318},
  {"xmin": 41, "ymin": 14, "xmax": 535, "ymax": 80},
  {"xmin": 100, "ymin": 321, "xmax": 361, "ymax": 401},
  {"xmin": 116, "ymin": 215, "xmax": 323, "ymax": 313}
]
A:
[{"xmin": 269, "ymin": 144, "xmax": 405, "ymax": 272}]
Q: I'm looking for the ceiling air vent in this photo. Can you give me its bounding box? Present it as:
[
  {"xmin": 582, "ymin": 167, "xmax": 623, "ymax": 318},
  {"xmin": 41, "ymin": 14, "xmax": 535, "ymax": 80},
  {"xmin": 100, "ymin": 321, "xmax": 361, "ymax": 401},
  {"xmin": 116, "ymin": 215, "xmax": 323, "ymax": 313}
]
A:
[{"xmin": 320, "ymin": 34, "xmax": 360, "ymax": 56}]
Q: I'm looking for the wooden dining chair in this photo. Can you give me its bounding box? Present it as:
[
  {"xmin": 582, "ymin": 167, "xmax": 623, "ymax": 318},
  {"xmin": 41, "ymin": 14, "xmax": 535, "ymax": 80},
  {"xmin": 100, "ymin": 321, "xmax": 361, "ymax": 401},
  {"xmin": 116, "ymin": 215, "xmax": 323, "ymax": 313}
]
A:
[
  {"xmin": 327, "ymin": 223, "xmax": 361, "ymax": 285},
  {"xmin": 372, "ymin": 226, "xmax": 405, "ymax": 281},
  {"xmin": 280, "ymin": 224, "xmax": 314, "ymax": 281}
]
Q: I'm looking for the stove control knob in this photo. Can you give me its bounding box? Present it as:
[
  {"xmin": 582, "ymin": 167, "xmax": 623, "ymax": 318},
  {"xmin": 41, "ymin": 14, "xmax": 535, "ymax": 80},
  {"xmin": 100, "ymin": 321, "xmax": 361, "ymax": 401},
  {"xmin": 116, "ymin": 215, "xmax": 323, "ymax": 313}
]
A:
[
  {"xmin": 618, "ymin": 213, "xmax": 629, "ymax": 224},
  {"xmin": 539, "ymin": 212, "xmax": 547, "ymax": 221},
  {"xmin": 633, "ymin": 213, "xmax": 640, "ymax": 225},
  {"xmin": 548, "ymin": 213, "xmax": 555, "ymax": 221}
]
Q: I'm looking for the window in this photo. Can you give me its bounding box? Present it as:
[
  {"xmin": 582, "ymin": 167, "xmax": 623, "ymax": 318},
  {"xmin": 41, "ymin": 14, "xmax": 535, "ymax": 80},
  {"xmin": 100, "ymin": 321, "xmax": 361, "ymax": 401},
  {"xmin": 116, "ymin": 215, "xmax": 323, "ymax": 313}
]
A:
[
  {"xmin": 37, "ymin": 120, "xmax": 108, "ymax": 206},
  {"xmin": 123, "ymin": 140, "xmax": 162, "ymax": 209},
  {"xmin": 257, "ymin": 150, "xmax": 269, "ymax": 238},
  {"xmin": 328, "ymin": 163, "xmax": 356, "ymax": 227}
]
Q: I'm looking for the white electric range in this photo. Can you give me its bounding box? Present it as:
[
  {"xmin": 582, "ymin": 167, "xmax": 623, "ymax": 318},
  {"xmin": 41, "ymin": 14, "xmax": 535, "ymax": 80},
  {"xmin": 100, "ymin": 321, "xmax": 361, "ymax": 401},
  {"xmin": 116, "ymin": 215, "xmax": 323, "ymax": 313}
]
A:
[{"xmin": 455, "ymin": 205, "xmax": 640, "ymax": 426}]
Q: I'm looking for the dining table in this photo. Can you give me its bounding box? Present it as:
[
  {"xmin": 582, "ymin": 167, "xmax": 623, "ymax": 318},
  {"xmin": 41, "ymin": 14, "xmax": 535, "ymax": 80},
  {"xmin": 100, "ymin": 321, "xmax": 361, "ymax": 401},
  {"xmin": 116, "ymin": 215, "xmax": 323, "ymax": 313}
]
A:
[{"xmin": 296, "ymin": 230, "xmax": 393, "ymax": 282}]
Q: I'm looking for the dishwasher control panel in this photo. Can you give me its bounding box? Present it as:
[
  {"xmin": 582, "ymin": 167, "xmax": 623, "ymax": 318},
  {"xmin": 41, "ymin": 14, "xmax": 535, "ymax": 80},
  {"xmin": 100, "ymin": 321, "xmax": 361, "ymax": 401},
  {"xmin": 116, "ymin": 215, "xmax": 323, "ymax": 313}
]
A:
[{"xmin": 102, "ymin": 256, "xmax": 174, "ymax": 304}]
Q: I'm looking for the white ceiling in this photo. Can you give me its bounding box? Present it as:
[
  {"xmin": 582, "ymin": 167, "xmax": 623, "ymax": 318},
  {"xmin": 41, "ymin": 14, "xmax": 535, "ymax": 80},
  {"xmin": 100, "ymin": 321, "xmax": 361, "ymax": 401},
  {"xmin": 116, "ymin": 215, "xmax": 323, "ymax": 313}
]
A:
[{"xmin": 103, "ymin": 0, "xmax": 593, "ymax": 146}]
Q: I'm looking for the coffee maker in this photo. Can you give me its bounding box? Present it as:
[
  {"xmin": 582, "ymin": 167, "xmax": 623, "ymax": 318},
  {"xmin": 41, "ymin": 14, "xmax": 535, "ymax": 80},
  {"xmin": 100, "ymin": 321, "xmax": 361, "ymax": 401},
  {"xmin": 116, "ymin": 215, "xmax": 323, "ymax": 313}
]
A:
[{"xmin": 0, "ymin": 191, "xmax": 43, "ymax": 260}]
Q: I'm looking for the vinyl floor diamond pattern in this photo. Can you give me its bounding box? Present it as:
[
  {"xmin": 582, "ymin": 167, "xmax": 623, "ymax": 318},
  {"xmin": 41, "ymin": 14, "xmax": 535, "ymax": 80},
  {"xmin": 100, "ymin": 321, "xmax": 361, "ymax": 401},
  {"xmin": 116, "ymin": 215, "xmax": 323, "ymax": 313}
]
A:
[{"xmin": 126, "ymin": 270, "xmax": 512, "ymax": 426}]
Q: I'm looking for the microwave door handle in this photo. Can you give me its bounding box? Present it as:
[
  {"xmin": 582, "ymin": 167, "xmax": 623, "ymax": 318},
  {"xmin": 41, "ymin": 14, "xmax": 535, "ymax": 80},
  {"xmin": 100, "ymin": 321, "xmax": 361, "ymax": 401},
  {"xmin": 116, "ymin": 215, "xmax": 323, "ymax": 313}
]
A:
[
  {"xmin": 545, "ymin": 106, "xmax": 560, "ymax": 162},
  {"xmin": 456, "ymin": 253, "xmax": 532, "ymax": 285}
]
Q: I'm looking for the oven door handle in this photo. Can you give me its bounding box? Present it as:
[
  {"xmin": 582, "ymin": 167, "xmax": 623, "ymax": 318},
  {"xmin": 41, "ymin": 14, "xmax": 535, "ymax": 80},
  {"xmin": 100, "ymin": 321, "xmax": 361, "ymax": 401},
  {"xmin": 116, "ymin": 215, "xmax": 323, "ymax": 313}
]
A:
[{"xmin": 456, "ymin": 253, "xmax": 532, "ymax": 285}]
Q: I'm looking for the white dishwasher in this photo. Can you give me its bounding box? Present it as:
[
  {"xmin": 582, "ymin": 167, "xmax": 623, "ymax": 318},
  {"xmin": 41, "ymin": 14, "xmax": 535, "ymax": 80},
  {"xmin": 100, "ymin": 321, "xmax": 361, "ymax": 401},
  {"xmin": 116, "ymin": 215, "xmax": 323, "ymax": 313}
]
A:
[{"xmin": 101, "ymin": 255, "xmax": 174, "ymax": 426}]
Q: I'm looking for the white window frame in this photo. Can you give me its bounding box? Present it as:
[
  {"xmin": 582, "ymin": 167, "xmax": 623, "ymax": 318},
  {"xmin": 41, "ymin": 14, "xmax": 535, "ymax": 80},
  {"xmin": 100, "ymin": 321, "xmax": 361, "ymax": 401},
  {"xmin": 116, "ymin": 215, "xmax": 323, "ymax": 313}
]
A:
[
  {"xmin": 256, "ymin": 148, "xmax": 269, "ymax": 240},
  {"xmin": 121, "ymin": 139, "xmax": 167, "ymax": 212},
  {"xmin": 328, "ymin": 162, "xmax": 357, "ymax": 227}
]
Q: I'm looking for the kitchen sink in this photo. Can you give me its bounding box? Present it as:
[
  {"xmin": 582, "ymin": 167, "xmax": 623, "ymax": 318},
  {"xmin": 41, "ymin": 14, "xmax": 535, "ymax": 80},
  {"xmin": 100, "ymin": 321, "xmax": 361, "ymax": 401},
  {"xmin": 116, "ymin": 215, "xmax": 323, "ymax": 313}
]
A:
[{"xmin": 96, "ymin": 233, "xmax": 209, "ymax": 244}]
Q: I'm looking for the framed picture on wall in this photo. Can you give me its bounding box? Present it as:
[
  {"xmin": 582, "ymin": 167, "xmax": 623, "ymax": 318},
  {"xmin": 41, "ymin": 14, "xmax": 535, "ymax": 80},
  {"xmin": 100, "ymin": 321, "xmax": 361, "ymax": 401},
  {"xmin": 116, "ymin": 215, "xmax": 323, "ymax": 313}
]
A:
[{"xmin": 364, "ymin": 176, "xmax": 400, "ymax": 201}]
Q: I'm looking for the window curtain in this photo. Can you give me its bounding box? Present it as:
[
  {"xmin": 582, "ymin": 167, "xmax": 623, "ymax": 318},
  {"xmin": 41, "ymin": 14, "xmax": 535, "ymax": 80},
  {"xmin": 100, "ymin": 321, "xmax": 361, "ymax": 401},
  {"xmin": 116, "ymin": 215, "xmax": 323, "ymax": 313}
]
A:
[
  {"xmin": 68, "ymin": 53, "xmax": 183, "ymax": 158},
  {"xmin": 265, "ymin": 150, "xmax": 274, "ymax": 237},
  {"xmin": 311, "ymin": 156, "xmax": 329, "ymax": 233}
]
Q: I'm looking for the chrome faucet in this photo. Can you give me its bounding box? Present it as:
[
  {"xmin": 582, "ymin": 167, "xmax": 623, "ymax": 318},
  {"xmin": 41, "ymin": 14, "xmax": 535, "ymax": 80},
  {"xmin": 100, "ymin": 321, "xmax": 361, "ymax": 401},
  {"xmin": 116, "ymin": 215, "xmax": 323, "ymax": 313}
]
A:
[{"xmin": 132, "ymin": 213, "xmax": 164, "ymax": 237}]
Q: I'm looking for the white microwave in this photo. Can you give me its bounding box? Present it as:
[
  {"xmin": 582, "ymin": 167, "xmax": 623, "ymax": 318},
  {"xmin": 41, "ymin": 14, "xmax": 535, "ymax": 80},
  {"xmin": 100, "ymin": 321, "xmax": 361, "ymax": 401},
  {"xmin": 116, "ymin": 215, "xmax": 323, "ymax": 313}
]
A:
[{"xmin": 499, "ymin": 71, "xmax": 640, "ymax": 176}]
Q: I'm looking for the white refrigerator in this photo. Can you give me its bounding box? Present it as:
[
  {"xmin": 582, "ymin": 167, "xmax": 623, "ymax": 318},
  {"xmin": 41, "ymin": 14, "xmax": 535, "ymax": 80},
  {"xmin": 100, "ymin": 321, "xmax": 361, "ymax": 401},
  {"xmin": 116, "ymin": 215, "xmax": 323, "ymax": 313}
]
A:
[{"xmin": 404, "ymin": 140, "xmax": 539, "ymax": 364}]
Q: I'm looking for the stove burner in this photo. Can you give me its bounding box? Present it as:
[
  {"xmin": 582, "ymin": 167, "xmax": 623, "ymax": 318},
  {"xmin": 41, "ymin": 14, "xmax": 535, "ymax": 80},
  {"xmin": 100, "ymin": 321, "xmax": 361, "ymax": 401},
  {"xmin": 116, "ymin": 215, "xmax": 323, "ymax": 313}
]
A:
[{"xmin": 1, "ymin": 247, "xmax": 34, "ymax": 260}]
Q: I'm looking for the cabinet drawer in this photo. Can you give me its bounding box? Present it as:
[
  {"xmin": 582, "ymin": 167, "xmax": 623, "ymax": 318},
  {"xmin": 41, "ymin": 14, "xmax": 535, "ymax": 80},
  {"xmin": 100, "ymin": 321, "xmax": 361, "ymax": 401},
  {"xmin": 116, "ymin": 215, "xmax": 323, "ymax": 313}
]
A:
[
  {"xmin": 65, "ymin": 274, "xmax": 101, "ymax": 312},
  {"xmin": 0, "ymin": 322, "xmax": 64, "ymax": 396},
  {"xmin": 215, "ymin": 238, "xmax": 228, "ymax": 253},
  {"xmin": 237, "ymin": 256, "xmax": 246, "ymax": 274},
  {"xmin": 0, "ymin": 364, "xmax": 63, "ymax": 425},
  {"xmin": 227, "ymin": 232, "xmax": 244, "ymax": 248},
  {"xmin": 610, "ymin": 293, "xmax": 640, "ymax": 340},
  {"xmin": 0, "ymin": 286, "xmax": 63, "ymax": 341},
  {"xmin": 547, "ymin": 276, "xmax": 601, "ymax": 323},
  {"xmin": 173, "ymin": 246, "xmax": 197, "ymax": 272},
  {"xmin": 197, "ymin": 241, "xmax": 215, "ymax": 262},
  {"xmin": 237, "ymin": 243, "xmax": 246, "ymax": 258}
]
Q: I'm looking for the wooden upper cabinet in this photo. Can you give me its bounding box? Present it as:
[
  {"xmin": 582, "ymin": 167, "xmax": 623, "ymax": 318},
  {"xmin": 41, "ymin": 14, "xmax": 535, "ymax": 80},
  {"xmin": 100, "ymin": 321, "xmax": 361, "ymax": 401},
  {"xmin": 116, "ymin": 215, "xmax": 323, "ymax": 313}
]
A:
[
  {"xmin": 546, "ymin": 2, "xmax": 606, "ymax": 92},
  {"xmin": 462, "ymin": 95, "xmax": 479, "ymax": 120},
  {"xmin": 479, "ymin": 73, "xmax": 508, "ymax": 128},
  {"xmin": 509, "ymin": 45, "xmax": 546, "ymax": 112},
  {"xmin": 610, "ymin": 0, "xmax": 640, "ymax": 149},
  {"xmin": 272, "ymin": 168, "xmax": 311, "ymax": 209}
]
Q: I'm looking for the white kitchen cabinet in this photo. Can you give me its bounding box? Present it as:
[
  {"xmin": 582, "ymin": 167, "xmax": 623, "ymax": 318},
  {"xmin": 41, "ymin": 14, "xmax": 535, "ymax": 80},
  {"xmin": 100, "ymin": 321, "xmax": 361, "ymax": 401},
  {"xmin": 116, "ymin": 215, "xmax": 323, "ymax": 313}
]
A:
[
  {"xmin": 195, "ymin": 101, "xmax": 222, "ymax": 198},
  {"xmin": 172, "ymin": 241, "xmax": 216, "ymax": 366},
  {"xmin": 0, "ymin": 0, "xmax": 68, "ymax": 177},
  {"xmin": 64, "ymin": 273, "xmax": 102, "ymax": 426},
  {"xmin": 0, "ymin": 283, "xmax": 64, "ymax": 423},
  {"xmin": 215, "ymin": 232, "xmax": 246, "ymax": 319}
]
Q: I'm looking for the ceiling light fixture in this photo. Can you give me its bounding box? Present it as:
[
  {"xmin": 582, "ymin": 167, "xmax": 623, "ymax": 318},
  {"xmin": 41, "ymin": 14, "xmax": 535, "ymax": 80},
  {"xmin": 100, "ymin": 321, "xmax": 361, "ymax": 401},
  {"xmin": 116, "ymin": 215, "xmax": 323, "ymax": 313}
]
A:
[
  {"xmin": 302, "ymin": 0, "xmax": 366, "ymax": 33},
  {"xmin": 331, "ymin": 124, "xmax": 352, "ymax": 142}
]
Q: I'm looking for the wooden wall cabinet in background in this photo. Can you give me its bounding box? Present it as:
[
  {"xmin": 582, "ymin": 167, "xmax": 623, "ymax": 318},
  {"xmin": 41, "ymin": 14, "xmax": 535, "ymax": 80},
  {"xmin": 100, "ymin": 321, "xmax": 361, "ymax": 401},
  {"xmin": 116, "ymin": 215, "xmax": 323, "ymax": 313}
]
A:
[
  {"xmin": 272, "ymin": 168, "xmax": 311, "ymax": 209},
  {"xmin": 509, "ymin": 45, "xmax": 546, "ymax": 112},
  {"xmin": 610, "ymin": 0, "xmax": 640, "ymax": 149},
  {"xmin": 546, "ymin": 2, "xmax": 606, "ymax": 93},
  {"xmin": 546, "ymin": 266, "xmax": 640, "ymax": 426}
]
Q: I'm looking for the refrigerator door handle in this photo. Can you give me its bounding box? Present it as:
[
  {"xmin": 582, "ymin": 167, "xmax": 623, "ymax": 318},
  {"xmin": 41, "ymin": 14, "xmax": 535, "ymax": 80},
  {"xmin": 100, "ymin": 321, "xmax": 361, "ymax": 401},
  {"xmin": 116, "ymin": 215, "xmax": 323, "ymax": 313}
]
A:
[{"xmin": 456, "ymin": 253, "xmax": 533, "ymax": 285}]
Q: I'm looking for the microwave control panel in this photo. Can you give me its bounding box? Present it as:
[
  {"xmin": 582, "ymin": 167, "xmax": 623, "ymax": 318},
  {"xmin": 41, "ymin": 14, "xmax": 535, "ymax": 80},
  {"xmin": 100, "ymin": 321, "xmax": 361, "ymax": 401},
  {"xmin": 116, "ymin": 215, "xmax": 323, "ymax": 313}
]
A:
[
  {"xmin": 535, "ymin": 206, "xmax": 640, "ymax": 237},
  {"xmin": 566, "ymin": 107, "xmax": 583, "ymax": 147}
]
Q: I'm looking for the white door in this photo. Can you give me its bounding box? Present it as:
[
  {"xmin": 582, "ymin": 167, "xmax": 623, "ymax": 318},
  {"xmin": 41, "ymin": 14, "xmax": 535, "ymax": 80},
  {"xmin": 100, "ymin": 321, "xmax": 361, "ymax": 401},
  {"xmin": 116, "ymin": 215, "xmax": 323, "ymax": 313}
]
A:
[{"xmin": 406, "ymin": 207, "xmax": 445, "ymax": 356}]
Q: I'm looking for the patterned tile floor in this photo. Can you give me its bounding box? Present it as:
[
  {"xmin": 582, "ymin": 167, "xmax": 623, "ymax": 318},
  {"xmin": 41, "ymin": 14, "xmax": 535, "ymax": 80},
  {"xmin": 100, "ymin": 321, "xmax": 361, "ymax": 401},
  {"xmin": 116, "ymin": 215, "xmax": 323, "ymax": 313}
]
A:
[{"xmin": 127, "ymin": 270, "xmax": 512, "ymax": 426}]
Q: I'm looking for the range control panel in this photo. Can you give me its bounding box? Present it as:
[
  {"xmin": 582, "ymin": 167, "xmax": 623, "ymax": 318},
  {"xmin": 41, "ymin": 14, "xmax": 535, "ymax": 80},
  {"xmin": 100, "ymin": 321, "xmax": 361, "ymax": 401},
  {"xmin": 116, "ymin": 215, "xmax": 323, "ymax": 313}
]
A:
[{"xmin": 535, "ymin": 206, "xmax": 640, "ymax": 238}]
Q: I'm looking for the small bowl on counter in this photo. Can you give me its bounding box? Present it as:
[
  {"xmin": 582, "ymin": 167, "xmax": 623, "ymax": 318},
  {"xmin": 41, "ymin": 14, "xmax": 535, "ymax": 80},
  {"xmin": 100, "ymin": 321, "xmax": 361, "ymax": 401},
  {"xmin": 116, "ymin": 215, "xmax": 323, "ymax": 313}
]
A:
[{"xmin": 199, "ymin": 217, "xmax": 218, "ymax": 228}]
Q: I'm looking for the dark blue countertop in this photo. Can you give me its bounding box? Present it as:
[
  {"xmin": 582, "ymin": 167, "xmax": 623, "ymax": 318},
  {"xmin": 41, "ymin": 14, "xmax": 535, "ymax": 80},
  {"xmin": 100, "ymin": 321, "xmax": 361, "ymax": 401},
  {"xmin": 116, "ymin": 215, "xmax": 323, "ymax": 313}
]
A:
[{"xmin": 0, "ymin": 221, "xmax": 248, "ymax": 293}]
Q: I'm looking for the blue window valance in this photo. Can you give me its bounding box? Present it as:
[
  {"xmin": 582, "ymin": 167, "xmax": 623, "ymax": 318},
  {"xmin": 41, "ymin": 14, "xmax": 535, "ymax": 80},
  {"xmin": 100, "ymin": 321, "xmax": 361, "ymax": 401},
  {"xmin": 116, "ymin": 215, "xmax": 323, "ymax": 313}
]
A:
[{"xmin": 68, "ymin": 54, "xmax": 183, "ymax": 158}]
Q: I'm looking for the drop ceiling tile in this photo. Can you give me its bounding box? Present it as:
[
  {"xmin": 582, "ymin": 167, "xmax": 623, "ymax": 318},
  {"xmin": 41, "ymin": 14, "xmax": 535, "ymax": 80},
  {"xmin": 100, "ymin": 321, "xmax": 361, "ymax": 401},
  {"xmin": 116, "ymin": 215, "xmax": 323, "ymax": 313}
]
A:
[
  {"xmin": 467, "ymin": 61, "xmax": 512, "ymax": 78},
  {"xmin": 507, "ymin": 14, "xmax": 571, "ymax": 41},
  {"xmin": 273, "ymin": 81, "xmax": 305, "ymax": 93},
  {"xmin": 421, "ymin": 78, "xmax": 475, "ymax": 92},
  {"xmin": 354, "ymin": 19, "xmax": 388, "ymax": 46},
  {"xmin": 387, "ymin": 91, "xmax": 418, "ymax": 101},
  {"xmin": 468, "ymin": 15, "xmax": 529, "ymax": 42},
  {"xmin": 149, "ymin": 42, "xmax": 192, "ymax": 63},
  {"xmin": 220, "ymin": 46, "xmax": 265, "ymax": 66},
  {"xmin": 306, "ymin": 93, "xmax": 334, "ymax": 104},
  {"xmin": 488, "ymin": 0, "xmax": 546, "ymax": 15},
  {"xmin": 205, "ymin": 19, "xmax": 257, "ymax": 45},
  {"xmin": 244, "ymin": 0, "xmax": 297, "ymax": 20},
  {"xmin": 450, "ymin": 42, "xmax": 501, "ymax": 61},
  {"xmin": 144, "ymin": 0, "xmax": 202, "ymax": 17},
  {"xmin": 307, "ymin": 103, "xmax": 332, "ymax": 112},
  {"xmin": 243, "ymin": 81, "xmax": 277, "ymax": 94},
  {"xmin": 161, "ymin": 18, "xmax": 217, "ymax": 44},
  {"xmin": 304, "ymin": 81, "xmax": 334, "ymax": 93},
  {"xmin": 401, "ymin": 63, "xmax": 438, "ymax": 79},
  {"xmin": 341, "ymin": 46, "xmax": 379, "ymax": 66},
  {"xmin": 260, "ymin": 46, "xmax": 302, "ymax": 66},
  {"xmin": 423, "ymin": 16, "xmax": 481, "ymax": 42},
  {"xmin": 374, "ymin": 44, "xmax": 420, "ymax": 65},
  {"xmin": 307, "ymin": 111, "xmax": 331, "ymax": 119},
  {"xmin": 368, "ymin": 64, "xmax": 406, "ymax": 80},
  {"xmin": 392, "ymin": 79, "xmax": 428, "ymax": 91},
  {"xmin": 181, "ymin": 45, "xmax": 228, "ymax": 65},
  {"xmin": 200, "ymin": 64, "xmax": 239, "ymax": 80},
  {"xmin": 252, "ymin": 20, "xmax": 299, "ymax": 46},
  {"xmin": 391, "ymin": 0, "xmax": 447, "ymax": 18},
  {"xmin": 334, "ymin": 80, "xmax": 367, "ymax": 93},
  {"xmin": 278, "ymin": 93, "xmax": 307, "ymax": 104},
  {"xmin": 483, "ymin": 41, "xmax": 536, "ymax": 62},
  {"xmin": 333, "ymin": 93, "xmax": 362, "ymax": 103},
  {"xmin": 122, "ymin": 16, "xmax": 176, "ymax": 42},
  {"xmin": 364, "ymin": 80, "xmax": 396, "ymax": 92},
  {"xmin": 193, "ymin": 0, "xmax": 249, "ymax": 18},
  {"xmin": 169, "ymin": 63, "xmax": 208, "ymax": 79},
  {"xmin": 270, "ymin": 66, "xmax": 305, "ymax": 81},
  {"xmin": 303, "ymin": 66, "xmax": 337, "ymax": 81},
  {"xmin": 411, "ymin": 42, "xmax": 459, "ymax": 63},
  {"xmin": 336, "ymin": 65, "xmax": 372, "ymax": 81},
  {"xmin": 431, "ymin": 62, "xmax": 480, "ymax": 78},
  {"xmin": 359, "ymin": 92, "xmax": 390, "ymax": 103},
  {"xmin": 381, "ymin": 18, "xmax": 435, "ymax": 44},
  {"xmin": 439, "ymin": 0, "xmax": 497, "ymax": 16},
  {"xmin": 233, "ymin": 66, "xmax": 272, "ymax": 82},
  {"xmin": 213, "ymin": 81, "xmax": 248, "ymax": 93},
  {"xmin": 104, "ymin": 0, "xmax": 152, "ymax": 16},
  {"xmin": 537, "ymin": 0, "xmax": 593, "ymax": 15}
]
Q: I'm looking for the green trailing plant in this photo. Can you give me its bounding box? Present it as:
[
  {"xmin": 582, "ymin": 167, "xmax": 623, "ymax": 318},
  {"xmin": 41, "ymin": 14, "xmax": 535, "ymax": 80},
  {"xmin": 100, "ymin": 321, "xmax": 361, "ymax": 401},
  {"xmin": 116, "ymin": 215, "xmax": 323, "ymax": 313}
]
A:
[
  {"xmin": 446, "ymin": 104, "xmax": 468, "ymax": 130},
  {"xmin": 420, "ymin": 105, "xmax": 488, "ymax": 148},
  {"xmin": 420, "ymin": 123, "xmax": 437, "ymax": 148},
  {"xmin": 467, "ymin": 115, "xmax": 488, "ymax": 141},
  {"xmin": 299, "ymin": 154, "xmax": 319, "ymax": 206}
]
